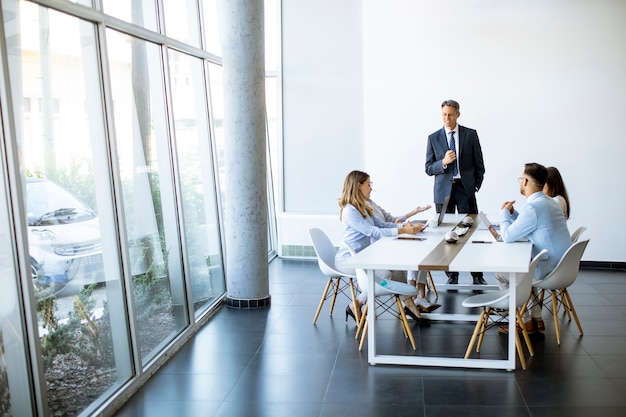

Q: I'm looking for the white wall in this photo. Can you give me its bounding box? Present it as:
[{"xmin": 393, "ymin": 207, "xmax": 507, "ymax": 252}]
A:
[
  {"xmin": 281, "ymin": 0, "xmax": 626, "ymax": 262},
  {"xmin": 282, "ymin": 0, "xmax": 364, "ymax": 214}
]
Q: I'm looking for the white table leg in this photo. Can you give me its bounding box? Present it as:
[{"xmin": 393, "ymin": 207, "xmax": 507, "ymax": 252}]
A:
[{"xmin": 367, "ymin": 268, "xmax": 376, "ymax": 364}]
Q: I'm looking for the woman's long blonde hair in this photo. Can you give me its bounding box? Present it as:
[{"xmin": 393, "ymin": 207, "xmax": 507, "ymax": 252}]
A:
[{"xmin": 339, "ymin": 170, "xmax": 372, "ymax": 220}]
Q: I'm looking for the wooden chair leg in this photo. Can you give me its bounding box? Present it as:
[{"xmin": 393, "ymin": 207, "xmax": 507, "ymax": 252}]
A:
[
  {"xmin": 476, "ymin": 307, "xmax": 491, "ymax": 352},
  {"xmin": 329, "ymin": 277, "xmax": 341, "ymax": 315},
  {"xmin": 394, "ymin": 296, "xmax": 409, "ymax": 338},
  {"xmin": 514, "ymin": 329, "xmax": 527, "ymax": 370},
  {"xmin": 396, "ymin": 296, "xmax": 416, "ymax": 350},
  {"xmin": 356, "ymin": 303, "xmax": 368, "ymax": 339},
  {"xmin": 313, "ymin": 278, "xmax": 334, "ymax": 324},
  {"xmin": 427, "ymin": 271, "xmax": 438, "ymax": 299},
  {"xmin": 516, "ymin": 308, "xmax": 534, "ymax": 356},
  {"xmin": 551, "ymin": 291, "xmax": 562, "ymax": 345},
  {"xmin": 465, "ymin": 309, "xmax": 486, "ymax": 359},
  {"xmin": 359, "ymin": 321, "xmax": 368, "ymax": 351},
  {"xmin": 563, "ymin": 289, "xmax": 584, "ymax": 335},
  {"xmin": 349, "ymin": 278, "xmax": 360, "ymax": 323},
  {"xmin": 558, "ymin": 289, "xmax": 572, "ymax": 321}
]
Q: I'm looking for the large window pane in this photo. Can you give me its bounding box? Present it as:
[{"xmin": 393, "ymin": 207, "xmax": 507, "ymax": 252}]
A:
[
  {"xmin": 103, "ymin": 0, "xmax": 158, "ymax": 32},
  {"xmin": 201, "ymin": 0, "xmax": 221, "ymax": 55},
  {"xmin": 168, "ymin": 50, "xmax": 225, "ymax": 317},
  {"xmin": 265, "ymin": 0, "xmax": 278, "ymax": 72},
  {"xmin": 106, "ymin": 29, "xmax": 188, "ymax": 364},
  {"xmin": 0, "ymin": 143, "xmax": 34, "ymax": 417},
  {"xmin": 207, "ymin": 63, "xmax": 224, "ymax": 206},
  {"xmin": 4, "ymin": 2, "xmax": 132, "ymax": 415},
  {"xmin": 265, "ymin": 76, "xmax": 279, "ymax": 253},
  {"xmin": 163, "ymin": 0, "xmax": 200, "ymax": 48}
]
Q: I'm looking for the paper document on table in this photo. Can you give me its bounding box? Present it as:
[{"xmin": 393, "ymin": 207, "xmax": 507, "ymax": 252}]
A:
[{"xmin": 477, "ymin": 212, "xmax": 503, "ymax": 242}]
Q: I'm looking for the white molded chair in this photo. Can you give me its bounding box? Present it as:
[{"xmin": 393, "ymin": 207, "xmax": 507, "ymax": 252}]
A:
[
  {"xmin": 570, "ymin": 226, "xmax": 587, "ymax": 243},
  {"xmin": 343, "ymin": 241, "xmax": 419, "ymax": 351},
  {"xmin": 532, "ymin": 239, "xmax": 590, "ymax": 345},
  {"xmin": 308, "ymin": 228, "xmax": 358, "ymax": 324},
  {"xmin": 461, "ymin": 249, "xmax": 547, "ymax": 370}
]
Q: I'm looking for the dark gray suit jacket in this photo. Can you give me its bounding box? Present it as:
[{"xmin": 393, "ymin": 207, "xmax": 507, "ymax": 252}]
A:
[{"xmin": 425, "ymin": 125, "xmax": 485, "ymax": 205}]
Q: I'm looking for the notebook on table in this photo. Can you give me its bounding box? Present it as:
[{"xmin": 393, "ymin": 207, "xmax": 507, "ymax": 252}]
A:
[{"xmin": 477, "ymin": 211, "xmax": 503, "ymax": 242}]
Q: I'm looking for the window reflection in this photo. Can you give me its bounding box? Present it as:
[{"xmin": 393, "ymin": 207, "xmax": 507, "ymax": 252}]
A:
[
  {"xmin": 162, "ymin": 0, "xmax": 201, "ymax": 48},
  {"xmin": 0, "ymin": 180, "xmax": 34, "ymax": 417},
  {"xmin": 5, "ymin": 2, "xmax": 132, "ymax": 415},
  {"xmin": 106, "ymin": 29, "xmax": 188, "ymax": 362},
  {"xmin": 168, "ymin": 50, "xmax": 225, "ymax": 317},
  {"xmin": 0, "ymin": 0, "xmax": 279, "ymax": 414},
  {"xmin": 207, "ymin": 63, "xmax": 225, "ymax": 207},
  {"xmin": 103, "ymin": 0, "xmax": 158, "ymax": 31},
  {"xmin": 202, "ymin": 0, "xmax": 221, "ymax": 55}
]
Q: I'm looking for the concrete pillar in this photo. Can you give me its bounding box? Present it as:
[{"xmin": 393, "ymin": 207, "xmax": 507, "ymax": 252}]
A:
[{"xmin": 219, "ymin": 0, "xmax": 270, "ymax": 308}]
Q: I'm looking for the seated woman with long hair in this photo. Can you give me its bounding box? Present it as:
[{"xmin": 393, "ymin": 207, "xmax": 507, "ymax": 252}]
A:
[
  {"xmin": 544, "ymin": 166, "xmax": 570, "ymax": 219},
  {"xmin": 334, "ymin": 170, "xmax": 428, "ymax": 323}
]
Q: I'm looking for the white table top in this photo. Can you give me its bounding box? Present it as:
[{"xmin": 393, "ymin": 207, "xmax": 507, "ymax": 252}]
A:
[
  {"xmin": 338, "ymin": 217, "xmax": 533, "ymax": 370},
  {"xmin": 342, "ymin": 214, "xmax": 469, "ymax": 271},
  {"xmin": 344, "ymin": 225, "xmax": 532, "ymax": 274},
  {"xmin": 342, "ymin": 232, "xmax": 441, "ymax": 271},
  {"xmin": 449, "ymin": 229, "xmax": 532, "ymax": 273}
]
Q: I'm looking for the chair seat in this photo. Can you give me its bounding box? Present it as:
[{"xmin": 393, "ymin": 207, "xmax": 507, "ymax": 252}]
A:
[
  {"xmin": 461, "ymin": 290, "xmax": 509, "ymax": 309},
  {"xmin": 461, "ymin": 249, "xmax": 547, "ymax": 370},
  {"xmin": 375, "ymin": 280, "xmax": 419, "ymax": 297},
  {"xmin": 308, "ymin": 228, "xmax": 359, "ymax": 324}
]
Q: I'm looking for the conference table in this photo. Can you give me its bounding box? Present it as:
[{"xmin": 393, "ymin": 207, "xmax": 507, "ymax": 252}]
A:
[{"xmin": 342, "ymin": 213, "xmax": 533, "ymax": 370}]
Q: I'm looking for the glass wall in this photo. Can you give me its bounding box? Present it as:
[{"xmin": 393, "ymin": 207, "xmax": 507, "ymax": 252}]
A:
[
  {"xmin": 168, "ymin": 49, "xmax": 225, "ymax": 317},
  {"xmin": 0, "ymin": 114, "xmax": 34, "ymax": 417},
  {"xmin": 0, "ymin": 0, "xmax": 280, "ymax": 415},
  {"xmin": 3, "ymin": 2, "xmax": 133, "ymax": 415},
  {"xmin": 106, "ymin": 29, "xmax": 188, "ymax": 363}
]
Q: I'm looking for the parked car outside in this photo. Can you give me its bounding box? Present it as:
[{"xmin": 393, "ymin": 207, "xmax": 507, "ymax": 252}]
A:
[{"xmin": 26, "ymin": 178, "xmax": 104, "ymax": 299}]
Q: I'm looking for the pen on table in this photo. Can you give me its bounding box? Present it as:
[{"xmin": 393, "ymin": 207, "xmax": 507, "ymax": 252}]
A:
[{"xmin": 471, "ymin": 240, "xmax": 492, "ymax": 244}]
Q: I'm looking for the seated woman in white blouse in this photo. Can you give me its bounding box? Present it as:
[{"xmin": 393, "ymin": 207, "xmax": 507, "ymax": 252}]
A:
[
  {"xmin": 334, "ymin": 170, "xmax": 428, "ymax": 323},
  {"xmin": 544, "ymin": 166, "xmax": 570, "ymax": 219}
]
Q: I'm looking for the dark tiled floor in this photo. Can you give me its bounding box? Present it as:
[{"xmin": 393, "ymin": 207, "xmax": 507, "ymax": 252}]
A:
[{"xmin": 115, "ymin": 259, "xmax": 626, "ymax": 417}]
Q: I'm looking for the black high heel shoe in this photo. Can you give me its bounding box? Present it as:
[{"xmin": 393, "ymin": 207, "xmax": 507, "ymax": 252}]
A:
[
  {"xmin": 345, "ymin": 305, "xmax": 357, "ymax": 322},
  {"xmin": 404, "ymin": 306, "xmax": 430, "ymax": 326},
  {"xmin": 403, "ymin": 306, "xmax": 419, "ymax": 321}
]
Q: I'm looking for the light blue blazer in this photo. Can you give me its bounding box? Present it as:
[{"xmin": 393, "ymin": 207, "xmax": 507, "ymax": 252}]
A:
[{"xmin": 499, "ymin": 192, "xmax": 572, "ymax": 279}]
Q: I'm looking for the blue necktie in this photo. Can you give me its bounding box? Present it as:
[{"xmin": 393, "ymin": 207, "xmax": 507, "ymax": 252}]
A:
[{"xmin": 449, "ymin": 131, "xmax": 458, "ymax": 176}]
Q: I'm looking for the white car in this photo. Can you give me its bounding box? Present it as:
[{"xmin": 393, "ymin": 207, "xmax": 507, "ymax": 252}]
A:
[{"xmin": 26, "ymin": 178, "xmax": 104, "ymax": 298}]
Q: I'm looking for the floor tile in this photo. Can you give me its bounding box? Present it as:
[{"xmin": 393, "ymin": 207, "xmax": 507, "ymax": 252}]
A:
[{"xmin": 114, "ymin": 260, "xmax": 626, "ymax": 416}]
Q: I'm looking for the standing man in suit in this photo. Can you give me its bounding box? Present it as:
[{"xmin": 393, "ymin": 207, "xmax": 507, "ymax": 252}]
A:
[{"xmin": 425, "ymin": 99, "xmax": 487, "ymax": 285}]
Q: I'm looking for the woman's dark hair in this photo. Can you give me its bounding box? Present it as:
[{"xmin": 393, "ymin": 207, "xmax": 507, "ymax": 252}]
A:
[{"xmin": 545, "ymin": 166, "xmax": 570, "ymax": 218}]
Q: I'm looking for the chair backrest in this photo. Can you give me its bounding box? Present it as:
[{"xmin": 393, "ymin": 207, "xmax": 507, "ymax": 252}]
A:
[
  {"xmin": 534, "ymin": 239, "xmax": 590, "ymax": 290},
  {"xmin": 308, "ymin": 228, "xmax": 344, "ymax": 277},
  {"xmin": 474, "ymin": 249, "xmax": 548, "ymax": 310},
  {"xmin": 516, "ymin": 249, "xmax": 547, "ymax": 306},
  {"xmin": 570, "ymin": 226, "xmax": 587, "ymax": 243}
]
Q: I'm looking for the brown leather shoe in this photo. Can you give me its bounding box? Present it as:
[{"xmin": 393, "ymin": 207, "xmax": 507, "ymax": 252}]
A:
[
  {"xmin": 533, "ymin": 319, "xmax": 545, "ymax": 333},
  {"xmin": 524, "ymin": 320, "xmax": 536, "ymax": 335},
  {"xmin": 498, "ymin": 325, "xmax": 522, "ymax": 334}
]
